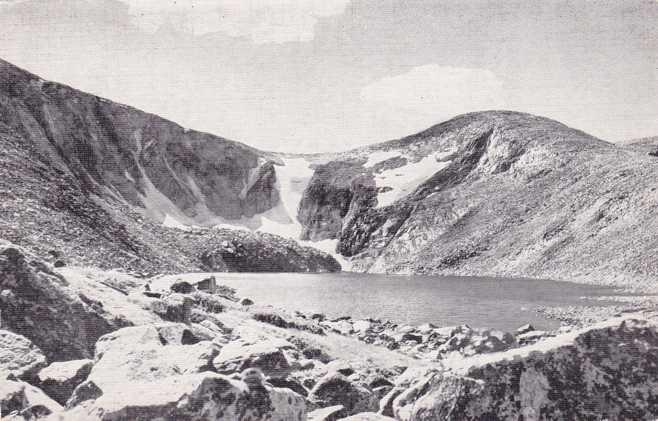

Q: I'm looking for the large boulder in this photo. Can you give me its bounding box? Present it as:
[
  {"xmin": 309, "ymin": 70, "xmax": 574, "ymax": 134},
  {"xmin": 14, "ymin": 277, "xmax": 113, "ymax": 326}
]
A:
[
  {"xmin": 393, "ymin": 317, "xmax": 658, "ymax": 420},
  {"xmin": 0, "ymin": 330, "xmax": 47, "ymax": 381},
  {"xmin": 36, "ymin": 359, "xmax": 93, "ymax": 406},
  {"xmin": 213, "ymin": 338, "xmax": 294, "ymax": 379},
  {"xmin": 83, "ymin": 324, "xmax": 219, "ymax": 394},
  {"xmin": 340, "ymin": 414, "xmax": 396, "ymax": 421},
  {"xmin": 1, "ymin": 380, "xmax": 62, "ymax": 420},
  {"xmin": 59, "ymin": 372, "xmax": 306, "ymax": 421},
  {"xmin": 435, "ymin": 326, "xmax": 516, "ymax": 357},
  {"xmin": 0, "ymin": 245, "xmax": 120, "ymax": 361},
  {"xmin": 307, "ymin": 372, "xmax": 378, "ymax": 417}
]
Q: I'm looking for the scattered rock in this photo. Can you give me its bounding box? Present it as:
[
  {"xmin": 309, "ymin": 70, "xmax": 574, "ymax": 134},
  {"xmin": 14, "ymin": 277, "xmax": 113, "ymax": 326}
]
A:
[
  {"xmin": 53, "ymin": 260, "xmax": 66, "ymax": 268},
  {"xmin": 241, "ymin": 298, "xmax": 254, "ymax": 306},
  {"xmin": 339, "ymin": 413, "xmax": 396, "ymax": 420},
  {"xmin": 64, "ymin": 372, "xmax": 307, "ymax": 421},
  {"xmin": 393, "ymin": 318, "xmax": 658, "ymax": 421},
  {"xmin": 515, "ymin": 323, "xmax": 535, "ymax": 335}
]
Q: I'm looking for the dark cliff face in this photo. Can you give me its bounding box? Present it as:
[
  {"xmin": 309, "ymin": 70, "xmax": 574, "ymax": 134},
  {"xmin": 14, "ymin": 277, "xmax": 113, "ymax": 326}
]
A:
[
  {"xmin": 297, "ymin": 111, "xmax": 658, "ymax": 285},
  {"xmin": 0, "ymin": 58, "xmax": 278, "ymax": 223},
  {"xmin": 0, "ymin": 58, "xmax": 339, "ymax": 273}
]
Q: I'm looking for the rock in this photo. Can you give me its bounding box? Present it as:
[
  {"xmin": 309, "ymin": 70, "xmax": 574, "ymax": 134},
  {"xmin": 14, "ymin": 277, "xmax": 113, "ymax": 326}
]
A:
[
  {"xmin": 308, "ymin": 404, "xmax": 344, "ymax": 421},
  {"xmin": 194, "ymin": 276, "xmax": 217, "ymax": 293},
  {"xmin": 339, "ymin": 413, "xmax": 396, "ymax": 420},
  {"xmin": 267, "ymin": 377, "xmax": 309, "ymax": 397},
  {"xmin": 53, "ymin": 260, "xmax": 66, "ymax": 268},
  {"xmin": 393, "ymin": 317, "xmax": 658, "ymax": 421},
  {"xmin": 240, "ymin": 298, "xmax": 254, "ymax": 306},
  {"xmin": 515, "ymin": 323, "xmax": 535, "ymax": 335},
  {"xmin": 436, "ymin": 327, "xmax": 516, "ymax": 357},
  {"xmin": 307, "ymin": 372, "xmax": 378, "ymax": 416},
  {"xmin": 0, "ymin": 245, "xmax": 119, "ymax": 361},
  {"xmin": 63, "ymin": 372, "xmax": 306, "ymax": 421},
  {"xmin": 214, "ymin": 339, "xmax": 293, "ymax": 379},
  {"xmin": 0, "ymin": 380, "xmax": 62, "ymax": 419},
  {"xmin": 322, "ymin": 320, "xmax": 354, "ymax": 335},
  {"xmin": 169, "ymin": 281, "xmax": 194, "ymax": 294},
  {"xmin": 68, "ymin": 323, "xmax": 220, "ymax": 410},
  {"xmin": 150, "ymin": 293, "xmax": 193, "ymax": 323},
  {"xmin": 0, "ymin": 330, "xmax": 47, "ymax": 381},
  {"xmin": 36, "ymin": 359, "xmax": 93, "ymax": 406},
  {"xmin": 517, "ymin": 330, "xmax": 551, "ymax": 346}
]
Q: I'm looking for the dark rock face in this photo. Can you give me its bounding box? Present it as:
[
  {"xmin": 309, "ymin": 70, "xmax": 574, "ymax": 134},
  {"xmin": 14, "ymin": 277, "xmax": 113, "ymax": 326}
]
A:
[
  {"xmin": 0, "ymin": 244, "xmax": 122, "ymax": 361},
  {"xmin": 0, "ymin": 58, "xmax": 278, "ymax": 224},
  {"xmin": 199, "ymin": 231, "xmax": 341, "ymax": 273},
  {"xmin": 0, "ymin": 58, "xmax": 339, "ymax": 275},
  {"xmin": 393, "ymin": 318, "xmax": 658, "ymax": 421}
]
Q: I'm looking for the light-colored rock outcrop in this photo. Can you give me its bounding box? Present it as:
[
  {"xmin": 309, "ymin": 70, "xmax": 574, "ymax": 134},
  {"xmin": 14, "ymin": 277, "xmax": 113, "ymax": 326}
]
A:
[
  {"xmin": 57, "ymin": 373, "xmax": 306, "ymax": 421},
  {"xmin": 393, "ymin": 317, "xmax": 658, "ymax": 420},
  {"xmin": 0, "ymin": 330, "xmax": 47, "ymax": 381}
]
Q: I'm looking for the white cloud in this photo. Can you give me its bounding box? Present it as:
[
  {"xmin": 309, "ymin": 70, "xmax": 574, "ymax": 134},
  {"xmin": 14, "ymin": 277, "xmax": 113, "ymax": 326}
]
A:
[
  {"xmin": 121, "ymin": 0, "xmax": 350, "ymax": 43},
  {"xmin": 360, "ymin": 64, "xmax": 506, "ymax": 117}
]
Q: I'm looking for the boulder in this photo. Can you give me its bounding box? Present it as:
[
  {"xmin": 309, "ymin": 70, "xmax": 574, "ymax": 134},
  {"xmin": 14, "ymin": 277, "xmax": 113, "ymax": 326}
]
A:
[
  {"xmin": 307, "ymin": 372, "xmax": 378, "ymax": 416},
  {"xmin": 340, "ymin": 413, "xmax": 396, "ymax": 420},
  {"xmin": 86, "ymin": 324, "xmax": 219, "ymax": 392},
  {"xmin": 214, "ymin": 339, "xmax": 295, "ymax": 379},
  {"xmin": 169, "ymin": 281, "xmax": 194, "ymax": 294},
  {"xmin": 0, "ymin": 330, "xmax": 47, "ymax": 381},
  {"xmin": 150, "ymin": 293, "xmax": 193, "ymax": 323},
  {"xmin": 308, "ymin": 404, "xmax": 344, "ymax": 421},
  {"xmin": 515, "ymin": 323, "xmax": 535, "ymax": 335},
  {"xmin": 61, "ymin": 373, "xmax": 306, "ymax": 421},
  {"xmin": 0, "ymin": 245, "xmax": 119, "ymax": 361},
  {"xmin": 36, "ymin": 359, "xmax": 93, "ymax": 405},
  {"xmin": 393, "ymin": 317, "xmax": 658, "ymax": 421},
  {"xmin": 1, "ymin": 380, "xmax": 62, "ymax": 419},
  {"xmin": 436, "ymin": 327, "xmax": 516, "ymax": 357}
]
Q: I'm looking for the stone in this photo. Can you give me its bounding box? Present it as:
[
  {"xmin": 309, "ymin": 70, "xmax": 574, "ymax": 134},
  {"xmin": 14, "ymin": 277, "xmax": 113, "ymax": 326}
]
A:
[
  {"xmin": 62, "ymin": 373, "xmax": 306, "ymax": 421},
  {"xmin": 436, "ymin": 327, "xmax": 516, "ymax": 357},
  {"xmin": 308, "ymin": 404, "xmax": 344, "ymax": 421},
  {"xmin": 515, "ymin": 323, "xmax": 535, "ymax": 335},
  {"xmin": 169, "ymin": 281, "xmax": 194, "ymax": 294},
  {"xmin": 150, "ymin": 293, "xmax": 193, "ymax": 323},
  {"xmin": 0, "ymin": 330, "xmax": 47, "ymax": 381},
  {"xmin": 340, "ymin": 413, "xmax": 396, "ymax": 420},
  {"xmin": 240, "ymin": 298, "xmax": 254, "ymax": 306},
  {"xmin": 0, "ymin": 245, "xmax": 119, "ymax": 361},
  {"xmin": 307, "ymin": 372, "xmax": 378, "ymax": 416},
  {"xmin": 214, "ymin": 339, "xmax": 294, "ymax": 379},
  {"xmin": 393, "ymin": 317, "xmax": 658, "ymax": 421},
  {"xmin": 0, "ymin": 380, "xmax": 62, "ymax": 419},
  {"xmin": 36, "ymin": 359, "xmax": 93, "ymax": 405}
]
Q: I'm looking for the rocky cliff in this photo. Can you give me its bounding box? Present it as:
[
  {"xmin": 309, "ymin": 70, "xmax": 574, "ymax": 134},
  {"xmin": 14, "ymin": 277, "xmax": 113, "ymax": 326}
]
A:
[
  {"xmin": 298, "ymin": 111, "xmax": 658, "ymax": 288},
  {"xmin": 0, "ymin": 58, "xmax": 339, "ymax": 273}
]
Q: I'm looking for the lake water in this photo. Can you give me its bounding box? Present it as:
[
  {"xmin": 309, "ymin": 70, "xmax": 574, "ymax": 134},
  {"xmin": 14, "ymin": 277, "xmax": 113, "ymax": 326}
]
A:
[{"xmin": 208, "ymin": 272, "xmax": 628, "ymax": 331}]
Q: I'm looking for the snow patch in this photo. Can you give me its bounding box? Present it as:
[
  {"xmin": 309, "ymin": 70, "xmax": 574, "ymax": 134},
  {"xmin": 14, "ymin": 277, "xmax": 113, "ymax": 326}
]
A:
[
  {"xmin": 363, "ymin": 149, "xmax": 401, "ymax": 168},
  {"xmin": 374, "ymin": 154, "xmax": 451, "ymax": 208}
]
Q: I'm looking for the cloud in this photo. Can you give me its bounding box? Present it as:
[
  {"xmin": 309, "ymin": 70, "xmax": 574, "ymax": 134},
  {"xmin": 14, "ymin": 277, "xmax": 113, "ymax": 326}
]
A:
[
  {"xmin": 121, "ymin": 0, "xmax": 350, "ymax": 43},
  {"xmin": 360, "ymin": 64, "xmax": 506, "ymax": 117}
]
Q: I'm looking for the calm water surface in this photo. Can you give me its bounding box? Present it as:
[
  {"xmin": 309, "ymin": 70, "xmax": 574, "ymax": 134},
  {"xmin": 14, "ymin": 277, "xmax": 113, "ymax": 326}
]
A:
[{"xmin": 211, "ymin": 272, "xmax": 628, "ymax": 331}]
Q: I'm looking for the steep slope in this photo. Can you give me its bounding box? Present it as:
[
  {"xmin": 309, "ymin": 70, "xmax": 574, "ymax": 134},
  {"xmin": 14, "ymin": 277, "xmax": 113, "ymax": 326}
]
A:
[
  {"xmin": 0, "ymin": 58, "xmax": 339, "ymax": 273},
  {"xmin": 298, "ymin": 111, "xmax": 658, "ymax": 288}
]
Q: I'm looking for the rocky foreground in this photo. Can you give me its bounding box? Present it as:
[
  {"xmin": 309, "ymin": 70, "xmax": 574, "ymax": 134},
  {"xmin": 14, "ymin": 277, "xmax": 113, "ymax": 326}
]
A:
[{"xmin": 2, "ymin": 242, "xmax": 658, "ymax": 420}]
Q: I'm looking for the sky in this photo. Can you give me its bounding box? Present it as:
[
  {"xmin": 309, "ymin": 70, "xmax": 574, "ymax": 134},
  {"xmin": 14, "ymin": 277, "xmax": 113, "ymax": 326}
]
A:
[{"xmin": 0, "ymin": 0, "xmax": 656, "ymax": 152}]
